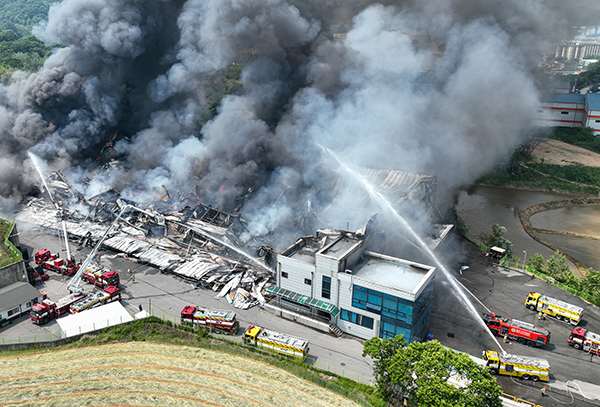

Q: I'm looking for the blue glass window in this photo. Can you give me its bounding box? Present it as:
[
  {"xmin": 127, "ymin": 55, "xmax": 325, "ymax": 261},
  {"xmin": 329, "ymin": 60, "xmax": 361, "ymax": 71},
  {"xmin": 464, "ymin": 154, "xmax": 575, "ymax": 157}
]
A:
[{"xmin": 322, "ymin": 276, "xmax": 331, "ymax": 299}]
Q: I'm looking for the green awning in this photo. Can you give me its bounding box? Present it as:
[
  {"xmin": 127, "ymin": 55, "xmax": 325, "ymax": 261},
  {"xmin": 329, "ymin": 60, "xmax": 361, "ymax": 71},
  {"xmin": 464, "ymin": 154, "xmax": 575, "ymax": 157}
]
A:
[{"xmin": 265, "ymin": 286, "xmax": 340, "ymax": 317}]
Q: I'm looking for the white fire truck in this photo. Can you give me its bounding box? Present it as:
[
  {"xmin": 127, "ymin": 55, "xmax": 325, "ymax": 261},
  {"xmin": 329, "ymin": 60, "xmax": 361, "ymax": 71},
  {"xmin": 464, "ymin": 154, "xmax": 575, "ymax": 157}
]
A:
[
  {"xmin": 244, "ymin": 325, "xmax": 309, "ymax": 361},
  {"xmin": 568, "ymin": 327, "xmax": 600, "ymax": 355},
  {"xmin": 482, "ymin": 350, "xmax": 549, "ymax": 382},
  {"xmin": 524, "ymin": 292, "xmax": 583, "ymax": 325}
]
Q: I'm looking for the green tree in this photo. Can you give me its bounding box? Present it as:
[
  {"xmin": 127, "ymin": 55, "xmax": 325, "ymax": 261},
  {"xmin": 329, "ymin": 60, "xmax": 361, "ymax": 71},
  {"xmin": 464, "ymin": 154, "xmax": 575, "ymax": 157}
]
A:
[
  {"xmin": 478, "ymin": 224, "xmax": 513, "ymax": 256},
  {"xmin": 363, "ymin": 337, "xmax": 502, "ymax": 407},
  {"xmin": 526, "ymin": 254, "xmax": 545, "ymax": 274},
  {"xmin": 545, "ymin": 251, "xmax": 571, "ymax": 282}
]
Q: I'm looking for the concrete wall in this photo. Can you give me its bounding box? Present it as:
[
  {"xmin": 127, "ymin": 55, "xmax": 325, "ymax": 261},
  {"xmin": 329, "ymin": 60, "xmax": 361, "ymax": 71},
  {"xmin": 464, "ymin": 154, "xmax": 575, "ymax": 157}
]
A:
[
  {"xmin": 0, "ymin": 261, "xmax": 27, "ymax": 289},
  {"xmin": 277, "ymin": 256, "xmax": 315, "ymax": 298},
  {"xmin": 586, "ymin": 109, "xmax": 600, "ymax": 134},
  {"xmin": 533, "ymin": 101, "xmax": 586, "ymax": 128}
]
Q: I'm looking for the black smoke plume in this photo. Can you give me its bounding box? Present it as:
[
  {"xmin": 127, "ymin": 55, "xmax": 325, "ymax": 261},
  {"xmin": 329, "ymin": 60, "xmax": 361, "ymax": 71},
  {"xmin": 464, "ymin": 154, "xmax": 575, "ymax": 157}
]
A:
[{"xmin": 1, "ymin": 0, "xmax": 599, "ymax": 249}]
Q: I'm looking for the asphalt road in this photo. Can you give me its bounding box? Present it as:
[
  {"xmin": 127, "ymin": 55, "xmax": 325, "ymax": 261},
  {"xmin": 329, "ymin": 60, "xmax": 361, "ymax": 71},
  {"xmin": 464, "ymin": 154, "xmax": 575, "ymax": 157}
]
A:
[
  {"xmin": 433, "ymin": 236, "xmax": 600, "ymax": 406},
  {"xmin": 4, "ymin": 226, "xmax": 600, "ymax": 406}
]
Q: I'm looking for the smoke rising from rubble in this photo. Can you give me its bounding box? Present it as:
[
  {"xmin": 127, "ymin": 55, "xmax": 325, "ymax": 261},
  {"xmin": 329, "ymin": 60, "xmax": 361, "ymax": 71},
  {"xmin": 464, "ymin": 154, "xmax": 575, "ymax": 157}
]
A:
[{"xmin": 1, "ymin": 0, "xmax": 598, "ymax": 249}]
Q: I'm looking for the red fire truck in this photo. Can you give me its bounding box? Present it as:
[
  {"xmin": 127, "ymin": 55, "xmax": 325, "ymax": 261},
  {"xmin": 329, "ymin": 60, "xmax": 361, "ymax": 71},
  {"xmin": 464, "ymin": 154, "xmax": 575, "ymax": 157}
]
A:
[
  {"xmin": 35, "ymin": 249, "xmax": 79, "ymax": 276},
  {"xmin": 70, "ymin": 286, "xmax": 121, "ymax": 314},
  {"xmin": 83, "ymin": 267, "xmax": 120, "ymax": 288},
  {"xmin": 483, "ymin": 312, "xmax": 550, "ymax": 347},
  {"xmin": 30, "ymin": 292, "xmax": 86, "ymax": 324},
  {"xmin": 181, "ymin": 306, "xmax": 239, "ymax": 334},
  {"xmin": 568, "ymin": 327, "xmax": 600, "ymax": 355}
]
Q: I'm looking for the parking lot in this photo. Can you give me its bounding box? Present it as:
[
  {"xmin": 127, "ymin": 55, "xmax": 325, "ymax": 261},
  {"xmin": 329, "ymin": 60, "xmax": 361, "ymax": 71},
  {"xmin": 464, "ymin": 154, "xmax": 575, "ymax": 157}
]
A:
[{"xmin": 3, "ymin": 227, "xmax": 600, "ymax": 405}]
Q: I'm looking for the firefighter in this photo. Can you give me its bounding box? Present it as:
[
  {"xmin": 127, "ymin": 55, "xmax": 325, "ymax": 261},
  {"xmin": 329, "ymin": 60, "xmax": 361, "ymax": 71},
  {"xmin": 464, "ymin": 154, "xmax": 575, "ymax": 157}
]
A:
[
  {"xmin": 541, "ymin": 386, "xmax": 546, "ymax": 397},
  {"xmin": 503, "ymin": 333, "xmax": 509, "ymax": 343},
  {"xmin": 127, "ymin": 268, "xmax": 131, "ymax": 274},
  {"xmin": 131, "ymin": 273, "xmax": 136, "ymax": 283},
  {"xmin": 538, "ymin": 311, "xmax": 543, "ymax": 320}
]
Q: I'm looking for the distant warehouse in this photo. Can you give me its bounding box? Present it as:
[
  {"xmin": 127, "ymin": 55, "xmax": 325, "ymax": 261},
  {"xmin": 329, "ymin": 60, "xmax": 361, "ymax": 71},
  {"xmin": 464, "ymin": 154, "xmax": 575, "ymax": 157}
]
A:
[
  {"xmin": 266, "ymin": 229, "xmax": 436, "ymax": 343},
  {"xmin": 534, "ymin": 92, "xmax": 600, "ymax": 134}
]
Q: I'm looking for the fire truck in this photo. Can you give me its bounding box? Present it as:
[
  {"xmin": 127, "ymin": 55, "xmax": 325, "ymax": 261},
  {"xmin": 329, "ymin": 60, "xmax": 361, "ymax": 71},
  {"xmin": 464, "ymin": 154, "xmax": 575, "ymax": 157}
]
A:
[
  {"xmin": 568, "ymin": 327, "xmax": 600, "ymax": 355},
  {"xmin": 70, "ymin": 286, "xmax": 121, "ymax": 314},
  {"xmin": 180, "ymin": 306, "xmax": 239, "ymax": 334},
  {"xmin": 30, "ymin": 292, "xmax": 86, "ymax": 324},
  {"xmin": 483, "ymin": 312, "xmax": 550, "ymax": 347},
  {"xmin": 35, "ymin": 249, "xmax": 79, "ymax": 276},
  {"xmin": 482, "ymin": 350, "xmax": 549, "ymax": 382},
  {"xmin": 83, "ymin": 267, "xmax": 120, "ymax": 288},
  {"xmin": 524, "ymin": 292, "xmax": 583, "ymax": 325},
  {"xmin": 243, "ymin": 325, "xmax": 309, "ymax": 361}
]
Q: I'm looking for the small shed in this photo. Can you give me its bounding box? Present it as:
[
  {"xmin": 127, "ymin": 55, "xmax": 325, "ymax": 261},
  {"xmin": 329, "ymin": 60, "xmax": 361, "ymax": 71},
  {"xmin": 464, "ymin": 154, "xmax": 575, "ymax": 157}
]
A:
[
  {"xmin": 489, "ymin": 246, "xmax": 506, "ymax": 259},
  {"xmin": 0, "ymin": 282, "xmax": 41, "ymax": 326},
  {"xmin": 57, "ymin": 301, "xmax": 133, "ymax": 338}
]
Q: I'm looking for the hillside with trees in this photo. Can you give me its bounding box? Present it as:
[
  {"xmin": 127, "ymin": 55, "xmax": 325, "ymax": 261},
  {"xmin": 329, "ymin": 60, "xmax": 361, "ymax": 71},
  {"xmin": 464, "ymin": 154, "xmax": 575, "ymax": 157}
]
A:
[{"xmin": 0, "ymin": 0, "xmax": 55, "ymax": 38}]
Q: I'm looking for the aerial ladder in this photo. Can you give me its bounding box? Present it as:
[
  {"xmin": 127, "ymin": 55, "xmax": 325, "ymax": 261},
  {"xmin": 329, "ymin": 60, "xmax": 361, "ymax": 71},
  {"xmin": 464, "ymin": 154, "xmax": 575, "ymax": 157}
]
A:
[{"xmin": 66, "ymin": 200, "xmax": 158, "ymax": 295}]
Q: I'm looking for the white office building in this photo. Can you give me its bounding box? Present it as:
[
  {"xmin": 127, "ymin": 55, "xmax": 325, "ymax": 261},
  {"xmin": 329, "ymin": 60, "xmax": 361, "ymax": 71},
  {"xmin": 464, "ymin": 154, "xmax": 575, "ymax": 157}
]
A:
[{"xmin": 267, "ymin": 229, "xmax": 436, "ymax": 342}]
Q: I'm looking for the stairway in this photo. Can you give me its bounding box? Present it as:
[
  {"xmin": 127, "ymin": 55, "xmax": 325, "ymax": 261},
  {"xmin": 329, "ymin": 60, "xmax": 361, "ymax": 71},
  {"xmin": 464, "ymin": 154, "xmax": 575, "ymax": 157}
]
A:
[{"xmin": 329, "ymin": 323, "xmax": 343, "ymax": 337}]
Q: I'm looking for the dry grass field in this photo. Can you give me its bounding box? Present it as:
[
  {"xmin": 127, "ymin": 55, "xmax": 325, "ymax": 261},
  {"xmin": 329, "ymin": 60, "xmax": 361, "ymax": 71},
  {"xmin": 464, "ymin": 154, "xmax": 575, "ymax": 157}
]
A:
[{"xmin": 0, "ymin": 342, "xmax": 362, "ymax": 407}]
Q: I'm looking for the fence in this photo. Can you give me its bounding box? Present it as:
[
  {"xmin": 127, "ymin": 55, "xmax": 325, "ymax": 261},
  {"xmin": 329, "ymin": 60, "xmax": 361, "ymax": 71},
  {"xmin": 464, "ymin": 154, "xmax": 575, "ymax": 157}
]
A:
[{"xmin": 0, "ymin": 214, "xmax": 22, "ymax": 267}]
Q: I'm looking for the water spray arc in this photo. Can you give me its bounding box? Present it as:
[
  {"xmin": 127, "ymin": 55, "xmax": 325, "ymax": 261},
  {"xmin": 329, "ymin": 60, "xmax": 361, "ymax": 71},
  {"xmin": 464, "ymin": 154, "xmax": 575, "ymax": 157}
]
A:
[{"xmin": 320, "ymin": 145, "xmax": 504, "ymax": 353}]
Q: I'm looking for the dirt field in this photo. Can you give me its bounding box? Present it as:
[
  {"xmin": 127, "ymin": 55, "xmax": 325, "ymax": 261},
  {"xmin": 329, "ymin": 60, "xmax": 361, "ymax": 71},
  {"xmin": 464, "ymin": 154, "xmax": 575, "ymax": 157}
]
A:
[
  {"xmin": 531, "ymin": 139, "xmax": 600, "ymax": 167},
  {"xmin": 0, "ymin": 342, "xmax": 361, "ymax": 407}
]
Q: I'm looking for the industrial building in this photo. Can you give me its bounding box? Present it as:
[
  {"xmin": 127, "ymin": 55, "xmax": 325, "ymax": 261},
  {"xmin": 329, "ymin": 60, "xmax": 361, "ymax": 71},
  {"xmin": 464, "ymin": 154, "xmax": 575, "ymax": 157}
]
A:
[
  {"xmin": 534, "ymin": 92, "xmax": 600, "ymax": 134},
  {"xmin": 267, "ymin": 228, "xmax": 436, "ymax": 342}
]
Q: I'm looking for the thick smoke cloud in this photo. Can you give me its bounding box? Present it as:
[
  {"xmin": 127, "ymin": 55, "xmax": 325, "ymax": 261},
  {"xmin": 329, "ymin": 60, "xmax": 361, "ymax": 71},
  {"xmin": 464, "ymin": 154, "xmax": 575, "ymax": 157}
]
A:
[{"xmin": 0, "ymin": 0, "xmax": 597, "ymax": 249}]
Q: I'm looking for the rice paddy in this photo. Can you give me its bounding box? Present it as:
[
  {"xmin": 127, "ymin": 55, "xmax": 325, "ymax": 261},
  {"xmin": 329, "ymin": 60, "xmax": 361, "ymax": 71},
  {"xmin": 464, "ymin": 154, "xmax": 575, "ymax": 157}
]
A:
[{"xmin": 0, "ymin": 342, "xmax": 361, "ymax": 406}]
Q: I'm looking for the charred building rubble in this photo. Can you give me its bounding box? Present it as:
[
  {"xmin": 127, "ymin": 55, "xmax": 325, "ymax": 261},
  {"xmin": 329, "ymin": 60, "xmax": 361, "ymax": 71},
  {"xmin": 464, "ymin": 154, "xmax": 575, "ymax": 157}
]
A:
[
  {"xmin": 17, "ymin": 162, "xmax": 452, "ymax": 319},
  {"xmin": 17, "ymin": 172, "xmax": 274, "ymax": 310}
]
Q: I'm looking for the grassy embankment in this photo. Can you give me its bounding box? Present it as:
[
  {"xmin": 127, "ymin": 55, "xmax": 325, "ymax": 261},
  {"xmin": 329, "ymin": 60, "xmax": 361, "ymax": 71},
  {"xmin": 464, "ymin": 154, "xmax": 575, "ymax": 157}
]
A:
[
  {"xmin": 477, "ymin": 128, "xmax": 600, "ymax": 196},
  {"xmin": 0, "ymin": 317, "xmax": 385, "ymax": 407}
]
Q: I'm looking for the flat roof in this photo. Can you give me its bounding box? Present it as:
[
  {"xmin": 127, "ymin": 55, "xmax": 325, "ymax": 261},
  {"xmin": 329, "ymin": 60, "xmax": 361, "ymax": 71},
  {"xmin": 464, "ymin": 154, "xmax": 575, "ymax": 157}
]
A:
[
  {"xmin": 281, "ymin": 230, "xmax": 362, "ymax": 264},
  {"xmin": 352, "ymin": 253, "xmax": 434, "ymax": 293},
  {"xmin": 319, "ymin": 235, "xmax": 361, "ymax": 260}
]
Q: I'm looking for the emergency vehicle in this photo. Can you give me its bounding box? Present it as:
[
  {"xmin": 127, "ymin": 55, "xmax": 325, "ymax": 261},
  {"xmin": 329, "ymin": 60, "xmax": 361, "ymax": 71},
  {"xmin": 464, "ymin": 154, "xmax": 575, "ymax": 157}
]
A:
[
  {"xmin": 244, "ymin": 325, "xmax": 309, "ymax": 361},
  {"xmin": 83, "ymin": 267, "xmax": 120, "ymax": 289},
  {"xmin": 70, "ymin": 286, "xmax": 121, "ymax": 314},
  {"xmin": 35, "ymin": 249, "xmax": 79, "ymax": 276},
  {"xmin": 568, "ymin": 327, "xmax": 600, "ymax": 355},
  {"xmin": 483, "ymin": 312, "xmax": 550, "ymax": 347},
  {"xmin": 482, "ymin": 350, "xmax": 549, "ymax": 382},
  {"xmin": 30, "ymin": 292, "xmax": 85, "ymax": 324},
  {"xmin": 180, "ymin": 306, "xmax": 239, "ymax": 334},
  {"xmin": 524, "ymin": 292, "xmax": 583, "ymax": 325}
]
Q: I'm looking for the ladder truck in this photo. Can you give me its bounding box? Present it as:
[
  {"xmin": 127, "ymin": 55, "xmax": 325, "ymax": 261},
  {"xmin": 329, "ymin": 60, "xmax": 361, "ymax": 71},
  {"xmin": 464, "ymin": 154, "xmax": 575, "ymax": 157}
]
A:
[
  {"xmin": 181, "ymin": 306, "xmax": 239, "ymax": 334},
  {"xmin": 483, "ymin": 312, "xmax": 550, "ymax": 347},
  {"xmin": 524, "ymin": 292, "xmax": 583, "ymax": 325},
  {"xmin": 70, "ymin": 286, "xmax": 121, "ymax": 314},
  {"xmin": 244, "ymin": 325, "xmax": 309, "ymax": 361},
  {"xmin": 568, "ymin": 327, "xmax": 600, "ymax": 355},
  {"xmin": 34, "ymin": 202, "xmax": 79, "ymax": 276},
  {"xmin": 482, "ymin": 350, "xmax": 549, "ymax": 382},
  {"xmin": 83, "ymin": 266, "xmax": 120, "ymax": 289}
]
